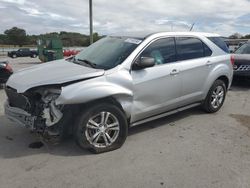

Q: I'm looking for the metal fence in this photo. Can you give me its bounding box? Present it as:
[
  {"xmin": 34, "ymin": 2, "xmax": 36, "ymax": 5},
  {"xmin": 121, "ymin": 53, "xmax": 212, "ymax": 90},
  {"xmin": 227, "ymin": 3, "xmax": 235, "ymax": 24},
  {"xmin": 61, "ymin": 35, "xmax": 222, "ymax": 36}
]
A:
[{"xmin": 0, "ymin": 47, "xmax": 15, "ymax": 56}]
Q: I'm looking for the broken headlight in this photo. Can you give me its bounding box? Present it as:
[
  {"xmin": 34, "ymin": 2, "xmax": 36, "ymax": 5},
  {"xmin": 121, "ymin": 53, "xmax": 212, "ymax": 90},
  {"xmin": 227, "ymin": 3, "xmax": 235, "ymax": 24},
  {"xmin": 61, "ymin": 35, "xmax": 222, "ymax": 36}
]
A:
[{"xmin": 42, "ymin": 88, "xmax": 62, "ymax": 103}]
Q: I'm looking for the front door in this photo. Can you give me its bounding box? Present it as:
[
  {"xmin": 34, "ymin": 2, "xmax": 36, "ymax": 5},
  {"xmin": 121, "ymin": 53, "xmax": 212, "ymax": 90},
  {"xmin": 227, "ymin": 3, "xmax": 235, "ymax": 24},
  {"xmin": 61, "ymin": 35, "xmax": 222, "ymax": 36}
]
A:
[{"xmin": 131, "ymin": 37, "xmax": 182, "ymax": 123}]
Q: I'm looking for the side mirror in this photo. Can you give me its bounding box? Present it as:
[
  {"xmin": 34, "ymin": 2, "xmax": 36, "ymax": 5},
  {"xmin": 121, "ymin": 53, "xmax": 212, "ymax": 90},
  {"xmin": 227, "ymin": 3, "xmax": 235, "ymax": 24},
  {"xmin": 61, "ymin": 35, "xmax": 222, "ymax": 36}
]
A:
[{"xmin": 134, "ymin": 57, "xmax": 155, "ymax": 69}]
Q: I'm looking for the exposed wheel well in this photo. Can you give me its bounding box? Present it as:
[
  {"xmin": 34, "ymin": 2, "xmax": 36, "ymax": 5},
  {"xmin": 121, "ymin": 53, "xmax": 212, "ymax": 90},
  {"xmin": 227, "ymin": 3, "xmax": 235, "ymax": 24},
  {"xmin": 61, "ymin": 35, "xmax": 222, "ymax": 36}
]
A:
[
  {"xmin": 60, "ymin": 97, "xmax": 128, "ymax": 137},
  {"xmin": 217, "ymin": 76, "xmax": 229, "ymax": 89},
  {"xmin": 75, "ymin": 96, "xmax": 127, "ymax": 117}
]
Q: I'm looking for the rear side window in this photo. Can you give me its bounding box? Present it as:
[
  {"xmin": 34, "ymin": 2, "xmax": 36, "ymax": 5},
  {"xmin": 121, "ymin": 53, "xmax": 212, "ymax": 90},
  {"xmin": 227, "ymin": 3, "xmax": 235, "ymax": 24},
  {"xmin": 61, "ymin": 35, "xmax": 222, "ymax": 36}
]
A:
[
  {"xmin": 176, "ymin": 37, "xmax": 204, "ymax": 61},
  {"xmin": 204, "ymin": 43, "xmax": 212, "ymax": 56},
  {"xmin": 141, "ymin": 38, "xmax": 176, "ymax": 64},
  {"xmin": 208, "ymin": 37, "xmax": 229, "ymax": 53}
]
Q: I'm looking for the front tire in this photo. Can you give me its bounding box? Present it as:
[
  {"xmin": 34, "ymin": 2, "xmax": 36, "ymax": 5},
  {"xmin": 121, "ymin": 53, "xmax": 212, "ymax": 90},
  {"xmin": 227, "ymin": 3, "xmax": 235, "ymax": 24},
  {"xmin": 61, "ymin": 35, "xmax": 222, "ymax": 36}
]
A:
[
  {"xmin": 202, "ymin": 79, "xmax": 227, "ymax": 113},
  {"xmin": 74, "ymin": 103, "xmax": 128, "ymax": 153},
  {"xmin": 12, "ymin": 54, "xmax": 17, "ymax": 58}
]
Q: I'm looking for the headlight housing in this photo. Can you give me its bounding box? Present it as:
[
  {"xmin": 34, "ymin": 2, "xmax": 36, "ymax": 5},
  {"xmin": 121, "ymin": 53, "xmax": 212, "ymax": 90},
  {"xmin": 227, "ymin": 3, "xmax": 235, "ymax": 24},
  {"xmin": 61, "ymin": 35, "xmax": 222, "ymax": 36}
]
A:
[{"xmin": 42, "ymin": 88, "xmax": 62, "ymax": 103}]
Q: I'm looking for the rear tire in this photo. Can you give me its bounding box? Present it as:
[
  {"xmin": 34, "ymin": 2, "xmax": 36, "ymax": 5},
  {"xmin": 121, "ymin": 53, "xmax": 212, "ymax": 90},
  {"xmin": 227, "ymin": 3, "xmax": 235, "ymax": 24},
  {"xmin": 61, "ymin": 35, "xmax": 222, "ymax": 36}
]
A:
[
  {"xmin": 74, "ymin": 103, "xmax": 128, "ymax": 153},
  {"xmin": 202, "ymin": 79, "xmax": 227, "ymax": 113},
  {"xmin": 32, "ymin": 54, "xmax": 37, "ymax": 58}
]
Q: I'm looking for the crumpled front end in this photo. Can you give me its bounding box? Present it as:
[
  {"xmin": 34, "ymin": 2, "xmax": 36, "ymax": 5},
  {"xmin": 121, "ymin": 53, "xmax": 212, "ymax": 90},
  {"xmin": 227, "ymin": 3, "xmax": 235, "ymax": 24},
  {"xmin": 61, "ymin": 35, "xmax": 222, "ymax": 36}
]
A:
[{"xmin": 4, "ymin": 86, "xmax": 65, "ymax": 142}]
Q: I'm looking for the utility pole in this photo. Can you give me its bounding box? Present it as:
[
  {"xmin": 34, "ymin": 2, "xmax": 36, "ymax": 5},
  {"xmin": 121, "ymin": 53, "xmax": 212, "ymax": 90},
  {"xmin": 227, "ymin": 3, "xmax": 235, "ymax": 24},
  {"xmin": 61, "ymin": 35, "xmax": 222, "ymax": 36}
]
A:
[{"xmin": 89, "ymin": 0, "xmax": 93, "ymax": 44}]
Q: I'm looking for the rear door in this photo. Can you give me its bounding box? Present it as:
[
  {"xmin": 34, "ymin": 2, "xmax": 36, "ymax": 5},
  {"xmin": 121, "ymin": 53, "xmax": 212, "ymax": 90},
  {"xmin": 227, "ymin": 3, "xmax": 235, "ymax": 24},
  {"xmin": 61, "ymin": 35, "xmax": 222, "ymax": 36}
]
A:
[{"xmin": 175, "ymin": 37, "xmax": 213, "ymax": 105}]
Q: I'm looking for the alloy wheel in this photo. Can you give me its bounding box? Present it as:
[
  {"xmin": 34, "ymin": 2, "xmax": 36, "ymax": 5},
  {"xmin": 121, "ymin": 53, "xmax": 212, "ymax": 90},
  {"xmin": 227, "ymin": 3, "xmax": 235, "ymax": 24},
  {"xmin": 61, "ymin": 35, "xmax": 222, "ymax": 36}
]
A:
[
  {"xmin": 85, "ymin": 111, "xmax": 120, "ymax": 148},
  {"xmin": 210, "ymin": 85, "xmax": 224, "ymax": 109}
]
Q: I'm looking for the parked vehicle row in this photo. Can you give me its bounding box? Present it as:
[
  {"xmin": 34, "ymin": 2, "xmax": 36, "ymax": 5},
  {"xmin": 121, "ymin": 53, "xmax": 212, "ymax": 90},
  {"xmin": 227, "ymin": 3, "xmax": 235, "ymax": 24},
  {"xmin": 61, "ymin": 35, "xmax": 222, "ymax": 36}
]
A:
[
  {"xmin": 232, "ymin": 41, "xmax": 250, "ymax": 78},
  {"xmin": 4, "ymin": 32, "xmax": 233, "ymax": 153}
]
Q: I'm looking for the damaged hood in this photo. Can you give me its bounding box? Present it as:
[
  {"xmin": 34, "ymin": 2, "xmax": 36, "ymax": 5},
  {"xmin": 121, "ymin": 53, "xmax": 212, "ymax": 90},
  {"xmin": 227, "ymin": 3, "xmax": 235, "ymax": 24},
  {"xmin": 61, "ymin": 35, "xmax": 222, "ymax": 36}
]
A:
[{"xmin": 7, "ymin": 59, "xmax": 105, "ymax": 93}]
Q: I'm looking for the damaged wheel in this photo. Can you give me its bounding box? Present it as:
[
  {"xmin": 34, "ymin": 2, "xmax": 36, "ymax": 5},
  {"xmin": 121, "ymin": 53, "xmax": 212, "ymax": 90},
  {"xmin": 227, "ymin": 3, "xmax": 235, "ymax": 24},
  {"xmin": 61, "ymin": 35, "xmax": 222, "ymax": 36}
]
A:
[{"xmin": 74, "ymin": 103, "xmax": 128, "ymax": 153}]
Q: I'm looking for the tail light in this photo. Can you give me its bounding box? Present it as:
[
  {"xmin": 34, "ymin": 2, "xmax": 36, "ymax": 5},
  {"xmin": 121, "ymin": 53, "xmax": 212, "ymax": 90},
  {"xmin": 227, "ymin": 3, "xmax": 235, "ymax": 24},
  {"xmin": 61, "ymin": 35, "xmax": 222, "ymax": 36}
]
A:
[
  {"xmin": 5, "ymin": 63, "xmax": 13, "ymax": 73},
  {"xmin": 230, "ymin": 55, "xmax": 235, "ymax": 66}
]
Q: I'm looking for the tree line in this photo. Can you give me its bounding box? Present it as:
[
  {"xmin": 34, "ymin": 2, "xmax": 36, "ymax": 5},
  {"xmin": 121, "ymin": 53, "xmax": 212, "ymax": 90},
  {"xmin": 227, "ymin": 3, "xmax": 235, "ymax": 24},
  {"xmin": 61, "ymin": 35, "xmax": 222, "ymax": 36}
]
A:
[
  {"xmin": 0, "ymin": 27, "xmax": 102, "ymax": 47},
  {"xmin": 1, "ymin": 27, "xmax": 249, "ymax": 47},
  {"xmin": 228, "ymin": 33, "xmax": 250, "ymax": 39}
]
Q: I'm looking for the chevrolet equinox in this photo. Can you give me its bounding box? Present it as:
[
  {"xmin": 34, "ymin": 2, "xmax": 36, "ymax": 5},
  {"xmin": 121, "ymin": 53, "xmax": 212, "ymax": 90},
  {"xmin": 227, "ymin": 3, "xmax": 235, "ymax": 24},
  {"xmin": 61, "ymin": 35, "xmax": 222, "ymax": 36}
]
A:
[{"xmin": 5, "ymin": 32, "xmax": 233, "ymax": 153}]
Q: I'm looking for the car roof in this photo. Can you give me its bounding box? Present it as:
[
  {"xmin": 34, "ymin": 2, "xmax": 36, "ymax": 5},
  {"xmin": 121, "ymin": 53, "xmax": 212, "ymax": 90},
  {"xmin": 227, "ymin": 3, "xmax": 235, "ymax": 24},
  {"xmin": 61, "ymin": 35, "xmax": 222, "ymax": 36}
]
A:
[{"xmin": 111, "ymin": 31, "xmax": 221, "ymax": 39}]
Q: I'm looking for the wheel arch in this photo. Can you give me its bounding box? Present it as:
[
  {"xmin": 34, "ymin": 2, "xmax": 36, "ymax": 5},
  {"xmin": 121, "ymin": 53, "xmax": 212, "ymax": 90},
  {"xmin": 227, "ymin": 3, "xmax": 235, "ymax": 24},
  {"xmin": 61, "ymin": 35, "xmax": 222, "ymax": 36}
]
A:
[
  {"xmin": 204, "ymin": 74, "xmax": 230, "ymax": 98},
  {"xmin": 203, "ymin": 62, "xmax": 233, "ymax": 98},
  {"xmin": 216, "ymin": 75, "xmax": 229, "ymax": 89},
  {"xmin": 75, "ymin": 95, "xmax": 132, "ymax": 120}
]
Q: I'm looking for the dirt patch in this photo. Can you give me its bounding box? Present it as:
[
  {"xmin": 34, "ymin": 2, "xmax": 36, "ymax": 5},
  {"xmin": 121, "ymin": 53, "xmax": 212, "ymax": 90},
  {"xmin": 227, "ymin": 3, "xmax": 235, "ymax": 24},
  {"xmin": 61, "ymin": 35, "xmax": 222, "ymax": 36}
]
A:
[{"xmin": 230, "ymin": 114, "xmax": 250, "ymax": 129}]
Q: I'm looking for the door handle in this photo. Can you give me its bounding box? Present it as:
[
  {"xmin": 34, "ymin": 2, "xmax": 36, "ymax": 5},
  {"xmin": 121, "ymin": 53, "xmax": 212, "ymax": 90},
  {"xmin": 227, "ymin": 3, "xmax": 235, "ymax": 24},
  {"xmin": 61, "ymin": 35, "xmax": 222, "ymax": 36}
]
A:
[
  {"xmin": 170, "ymin": 69, "xmax": 179, "ymax": 75},
  {"xmin": 206, "ymin": 61, "xmax": 213, "ymax": 66}
]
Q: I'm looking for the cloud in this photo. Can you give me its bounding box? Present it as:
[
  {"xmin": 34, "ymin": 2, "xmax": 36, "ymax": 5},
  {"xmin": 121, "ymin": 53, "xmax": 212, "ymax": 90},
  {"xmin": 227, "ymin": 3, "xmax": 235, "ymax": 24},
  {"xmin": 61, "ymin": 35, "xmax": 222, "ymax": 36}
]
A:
[
  {"xmin": 1, "ymin": 0, "xmax": 25, "ymax": 4},
  {"xmin": 0, "ymin": 0, "xmax": 250, "ymax": 36}
]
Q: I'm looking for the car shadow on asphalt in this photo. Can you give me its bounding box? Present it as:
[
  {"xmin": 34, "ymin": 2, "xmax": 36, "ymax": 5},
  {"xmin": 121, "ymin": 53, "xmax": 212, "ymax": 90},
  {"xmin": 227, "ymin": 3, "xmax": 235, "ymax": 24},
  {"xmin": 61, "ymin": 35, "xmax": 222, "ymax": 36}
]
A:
[
  {"xmin": 128, "ymin": 107, "xmax": 204, "ymax": 136},
  {"xmin": 231, "ymin": 77, "xmax": 250, "ymax": 91},
  {"xmin": 0, "ymin": 115, "xmax": 91, "ymax": 158},
  {"xmin": 0, "ymin": 107, "xmax": 205, "ymax": 158}
]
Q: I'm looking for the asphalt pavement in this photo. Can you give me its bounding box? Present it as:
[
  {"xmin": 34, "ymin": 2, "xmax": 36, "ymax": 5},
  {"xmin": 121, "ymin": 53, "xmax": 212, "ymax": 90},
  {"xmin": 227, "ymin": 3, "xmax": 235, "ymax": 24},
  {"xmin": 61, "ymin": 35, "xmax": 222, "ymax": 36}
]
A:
[{"xmin": 0, "ymin": 57, "xmax": 250, "ymax": 188}]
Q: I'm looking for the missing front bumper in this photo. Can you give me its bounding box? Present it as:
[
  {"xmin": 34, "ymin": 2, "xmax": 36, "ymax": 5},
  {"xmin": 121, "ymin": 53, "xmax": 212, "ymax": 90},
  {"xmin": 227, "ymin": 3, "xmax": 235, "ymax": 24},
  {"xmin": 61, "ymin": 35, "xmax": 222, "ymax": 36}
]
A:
[{"xmin": 4, "ymin": 101, "xmax": 36, "ymax": 129}]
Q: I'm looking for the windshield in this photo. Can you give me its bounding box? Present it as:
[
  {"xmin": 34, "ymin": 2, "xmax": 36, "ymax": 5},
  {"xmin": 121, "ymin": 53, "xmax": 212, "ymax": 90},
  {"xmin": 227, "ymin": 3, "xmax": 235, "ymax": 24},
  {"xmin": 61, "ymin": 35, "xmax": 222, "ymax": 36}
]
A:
[
  {"xmin": 234, "ymin": 43, "xmax": 250, "ymax": 54},
  {"xmin": 74, "ymin": 36, "xmax": 142, "ymax": 70}
]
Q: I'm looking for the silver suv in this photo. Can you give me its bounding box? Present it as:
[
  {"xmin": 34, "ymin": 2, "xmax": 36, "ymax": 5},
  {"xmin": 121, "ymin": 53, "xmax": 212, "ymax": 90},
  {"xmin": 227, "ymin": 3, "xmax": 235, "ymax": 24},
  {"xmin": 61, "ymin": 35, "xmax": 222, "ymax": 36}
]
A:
[{"xmin": 5, "ymin": 32, "xmax": 233, "ymax": 153}]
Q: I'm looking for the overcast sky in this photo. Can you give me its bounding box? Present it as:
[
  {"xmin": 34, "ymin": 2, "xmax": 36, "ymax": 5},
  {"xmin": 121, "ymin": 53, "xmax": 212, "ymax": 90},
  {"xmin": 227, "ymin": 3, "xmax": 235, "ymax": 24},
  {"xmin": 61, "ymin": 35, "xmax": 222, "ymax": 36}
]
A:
[{"xmin": 0, "ymin": 0, "xmax": 250, "ymax": 36}]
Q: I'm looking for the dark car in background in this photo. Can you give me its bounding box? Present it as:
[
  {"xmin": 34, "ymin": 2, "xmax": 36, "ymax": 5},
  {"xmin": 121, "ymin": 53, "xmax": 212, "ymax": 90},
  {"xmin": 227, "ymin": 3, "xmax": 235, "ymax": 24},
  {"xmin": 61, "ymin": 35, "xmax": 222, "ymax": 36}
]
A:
[
  {"xmin": 8, "ymin": 48, "xmax": 38, "ymax": 58},
  {"xmin": 233, "ymin": 41, "xmax": 250, "ymax": 78},
  {"xmin": 0, "ymin": 61, "xmax": 13, "ymax": 85}
]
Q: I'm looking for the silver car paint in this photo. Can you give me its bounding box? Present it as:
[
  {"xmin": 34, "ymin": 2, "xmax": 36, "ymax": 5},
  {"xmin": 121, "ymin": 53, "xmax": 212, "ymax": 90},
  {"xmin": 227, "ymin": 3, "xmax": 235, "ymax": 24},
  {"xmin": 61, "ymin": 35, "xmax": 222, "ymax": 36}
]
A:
[
  {"xmin": 130, "ymin": 63, "xmax": 182, "ymax": 122},
  {"xmin": 6, "ymin": 32, "xmax": 233, "ymax": 125},
  {"xmin": 55, "ymin": 67, "xmax": 133, "ymax": 118},
  {"xmin": 7, "ymin": 59, "xmax": 104, "ymax": 93}
]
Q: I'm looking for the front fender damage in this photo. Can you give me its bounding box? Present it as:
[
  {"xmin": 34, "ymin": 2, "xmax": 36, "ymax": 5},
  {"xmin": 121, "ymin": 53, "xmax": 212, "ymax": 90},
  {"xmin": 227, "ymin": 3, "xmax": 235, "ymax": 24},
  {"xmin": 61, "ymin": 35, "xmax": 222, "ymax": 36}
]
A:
[{"xmin": 55, "ymin": 80, "xmax": 133, "ymax": 119}]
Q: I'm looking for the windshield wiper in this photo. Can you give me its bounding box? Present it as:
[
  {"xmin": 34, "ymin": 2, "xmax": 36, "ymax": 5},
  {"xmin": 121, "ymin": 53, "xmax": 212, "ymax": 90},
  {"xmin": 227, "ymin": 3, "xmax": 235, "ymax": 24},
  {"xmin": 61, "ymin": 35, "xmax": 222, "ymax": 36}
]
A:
[{"xmin": 75, "ymin": 58, "xmax": 97, "ymax": 68}]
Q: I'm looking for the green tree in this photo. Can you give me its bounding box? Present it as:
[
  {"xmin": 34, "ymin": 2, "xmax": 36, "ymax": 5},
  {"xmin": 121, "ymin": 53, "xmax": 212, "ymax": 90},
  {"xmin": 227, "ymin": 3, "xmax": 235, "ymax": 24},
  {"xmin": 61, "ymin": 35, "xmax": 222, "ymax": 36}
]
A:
[
  {"xmin": 242, "ymin": 34, "xmax": 250, "ymax": 39},
  {"xmin": 93, "ymin": 32, "xmax": 100, "ymax": 42},
  {"xmin": 4, "ymin": 27, "xmax": 27, "ymax": 46},
  {"xmin": 228, "ymin": 33, "xmax": 242, "ymax": 39}
]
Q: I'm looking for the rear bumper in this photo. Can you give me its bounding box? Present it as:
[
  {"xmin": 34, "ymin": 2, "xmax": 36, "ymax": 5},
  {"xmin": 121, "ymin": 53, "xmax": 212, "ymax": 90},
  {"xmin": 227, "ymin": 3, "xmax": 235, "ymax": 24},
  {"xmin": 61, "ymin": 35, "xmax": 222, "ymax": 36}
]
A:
[
  {"xmin": 4, "ymin": 101, "xmax": 36, "ymax": 129},
  {"xmin": 234, "ymin": 70, "xmax": 250, "ymax": 77},
  {"xmin": 0, "ymin": 71, "xmax": 12, "ymax": 84},
  {"xmin": 234, "ymin": 64, "xmax": 250, "ymax": 77}
]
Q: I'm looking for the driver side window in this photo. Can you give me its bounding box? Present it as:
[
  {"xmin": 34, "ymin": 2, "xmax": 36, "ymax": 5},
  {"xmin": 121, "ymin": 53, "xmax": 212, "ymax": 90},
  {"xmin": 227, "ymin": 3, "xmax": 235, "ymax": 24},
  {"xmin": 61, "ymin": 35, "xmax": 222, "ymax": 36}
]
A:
[{"xmin": 141, "ymin": 38, "xmax": 176, "ymax": 65}]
